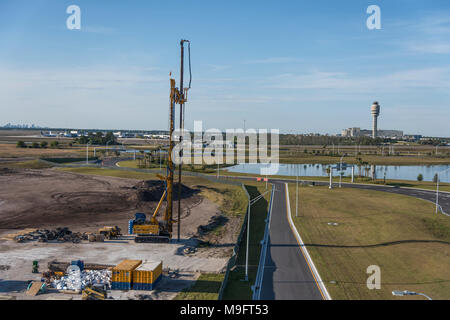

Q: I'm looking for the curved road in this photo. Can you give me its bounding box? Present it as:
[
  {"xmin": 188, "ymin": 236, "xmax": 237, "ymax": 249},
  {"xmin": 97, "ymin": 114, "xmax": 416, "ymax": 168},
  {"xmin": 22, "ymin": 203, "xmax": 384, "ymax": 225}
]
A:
[
  {"xmin": 259, "ymin": 181, "xmax": 324, "ymax": 300},
  {"xmin": 257, "ymin": 178, "xmax": 450, "ymax": 300}
]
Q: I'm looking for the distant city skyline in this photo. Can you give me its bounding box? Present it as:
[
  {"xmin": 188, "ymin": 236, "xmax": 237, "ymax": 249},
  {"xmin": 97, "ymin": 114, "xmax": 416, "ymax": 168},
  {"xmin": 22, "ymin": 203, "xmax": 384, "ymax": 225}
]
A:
[{"xmin": 1, "ymin": 1, "xmax": 449, "ymax": 136}]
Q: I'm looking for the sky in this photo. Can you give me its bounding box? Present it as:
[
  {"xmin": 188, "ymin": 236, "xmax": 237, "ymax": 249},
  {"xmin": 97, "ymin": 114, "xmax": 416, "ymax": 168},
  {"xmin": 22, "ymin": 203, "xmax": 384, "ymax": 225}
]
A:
[{"xmin": 0, "ymin": 0, "xmax": 449, "ymax": 136}]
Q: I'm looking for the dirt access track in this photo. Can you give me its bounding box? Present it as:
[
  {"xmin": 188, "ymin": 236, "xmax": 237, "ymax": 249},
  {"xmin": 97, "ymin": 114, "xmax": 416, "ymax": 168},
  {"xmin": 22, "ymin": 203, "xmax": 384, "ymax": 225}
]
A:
[{"xmin": 0, "ymin": 168, "xmax": 219, "ymax": 240}]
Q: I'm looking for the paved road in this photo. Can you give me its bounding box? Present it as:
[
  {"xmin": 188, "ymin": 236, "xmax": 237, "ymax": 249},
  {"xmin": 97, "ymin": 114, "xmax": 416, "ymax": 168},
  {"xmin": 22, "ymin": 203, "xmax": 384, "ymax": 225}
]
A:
[
  {"xmin": 257, "ymin": 178, "xmax": 450, "ymax": 300},
  {"xmin": 259, "ymin": 181, "xmax": 324, "ymax": 300}
]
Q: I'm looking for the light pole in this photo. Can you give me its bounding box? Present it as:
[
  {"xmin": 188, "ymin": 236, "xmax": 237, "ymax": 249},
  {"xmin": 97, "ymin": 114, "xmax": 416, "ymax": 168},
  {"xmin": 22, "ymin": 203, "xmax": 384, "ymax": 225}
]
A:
[
  {"xmin": 106, "ymin": 140, "xmax": 113, "ymax": 156},
  {"xmin": 86, "ymin": 142, "xmax": 91, "ymax": 164},
  {"xmin": 435, "ymin": 168, "xmax": 450, "ymax": 214},
  {"xmin": 217, "ymin": 162, "xmax": 220, "ymax": 179},
  {"xmin": 392, "ymin": 290, "xmax": 432, "ymax": 300},
  {"xmin": 339, "ymin": 155, "xmax": 345, "ymax": 188},
  {"xmin": 243, "ymin": 186, "xmax": 270, "ymax": 281},
  {"xmin": 329, "ymin": 167, "xmax": 333, "ymax": 189}
]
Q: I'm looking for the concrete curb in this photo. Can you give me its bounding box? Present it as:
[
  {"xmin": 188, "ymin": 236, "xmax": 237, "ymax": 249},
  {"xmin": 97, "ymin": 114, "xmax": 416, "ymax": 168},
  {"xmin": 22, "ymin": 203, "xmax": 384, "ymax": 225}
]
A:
[{"xmin": 285, "ymin": 183, "xmax": 332, "ymax": 300}]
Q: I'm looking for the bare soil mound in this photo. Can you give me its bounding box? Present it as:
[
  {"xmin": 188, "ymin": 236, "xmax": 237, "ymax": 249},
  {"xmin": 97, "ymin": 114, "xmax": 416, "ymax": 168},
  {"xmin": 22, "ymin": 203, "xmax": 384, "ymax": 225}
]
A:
[{"xmin": 130, "ymin": 180, "xmax": 198, "ymax": 202}]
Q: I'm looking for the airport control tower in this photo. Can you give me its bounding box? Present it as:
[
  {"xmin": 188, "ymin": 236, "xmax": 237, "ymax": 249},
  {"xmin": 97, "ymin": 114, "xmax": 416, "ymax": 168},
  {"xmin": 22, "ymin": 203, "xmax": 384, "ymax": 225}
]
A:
[{"xmin": 371, "ymin": 101, "xmax": 380, "ymax": 138}]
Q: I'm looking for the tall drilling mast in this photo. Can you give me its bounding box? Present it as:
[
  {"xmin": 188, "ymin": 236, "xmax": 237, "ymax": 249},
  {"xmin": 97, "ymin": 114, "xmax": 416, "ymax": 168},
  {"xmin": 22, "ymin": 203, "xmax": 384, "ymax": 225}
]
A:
[
  {"xmin": 177, "ymin": 39, "xmax": 190, "ymax": 242},
  {"xmin": 164, "ymin": 78, "xmax": 177, "ymax": 235}
]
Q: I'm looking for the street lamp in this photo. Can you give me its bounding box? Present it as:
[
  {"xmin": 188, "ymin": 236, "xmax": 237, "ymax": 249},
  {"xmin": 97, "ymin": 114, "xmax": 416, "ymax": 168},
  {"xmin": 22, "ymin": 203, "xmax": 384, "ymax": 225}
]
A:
[
  {"xmin": 339, "ymin": 155, "xmax": 345, "ymax": 188},
  {"xmin": 329, "ymin": 167, "xmax": 333, "ymax": 189},
  {"xmin": 242, "ymin": 186, "xmax": 270, "ymax": 281},
  {"xmin": 435, "ymin": 168, "xmax": 450, "ymax": 214},
  {"xmin": 86, "ymin": 142, "xmax": 91, "ymax": 164},
  {"xmin": 106, "ymin": 140, "xmax": 113, "ymax": 156},
  {"xmin": 392, "ymin": 290, "xmax": 432, "ymax": 300}
]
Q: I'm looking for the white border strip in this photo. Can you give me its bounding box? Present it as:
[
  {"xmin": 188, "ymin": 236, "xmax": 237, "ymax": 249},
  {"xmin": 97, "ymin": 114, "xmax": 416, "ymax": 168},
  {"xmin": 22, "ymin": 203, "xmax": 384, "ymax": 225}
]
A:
[{"xmin": 285, "ymin": 183, "xmax": 332, "ymax": 300}]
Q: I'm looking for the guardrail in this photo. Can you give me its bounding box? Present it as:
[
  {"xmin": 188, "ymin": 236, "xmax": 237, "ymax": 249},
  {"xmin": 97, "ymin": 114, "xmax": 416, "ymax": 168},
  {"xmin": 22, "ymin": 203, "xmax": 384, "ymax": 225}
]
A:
[{"xmin": 252, "ymin": 184, "xmax": 274, "ymax": 300}]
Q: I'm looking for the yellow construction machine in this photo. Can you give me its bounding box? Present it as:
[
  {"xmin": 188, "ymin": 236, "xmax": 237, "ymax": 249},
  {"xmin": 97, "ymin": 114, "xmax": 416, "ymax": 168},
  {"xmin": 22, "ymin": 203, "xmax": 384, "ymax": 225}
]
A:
[
  {"xmin": 130, "ymin": 40, "xmax": 190, "ymax": 243},
  {"xmin": 98, "ymin": 226, "xmax": 121, "ymax": 240}
]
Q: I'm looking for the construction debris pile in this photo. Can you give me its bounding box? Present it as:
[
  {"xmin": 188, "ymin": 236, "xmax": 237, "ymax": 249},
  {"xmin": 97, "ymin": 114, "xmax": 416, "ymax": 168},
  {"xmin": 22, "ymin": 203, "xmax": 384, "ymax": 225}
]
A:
[
  {"xmin": 14, "ymin": 227, "xmax": 87, "ymax": 243},
  {"xmin": 52, "ymin": 269, "xmax": 111, "ymax": 291}
]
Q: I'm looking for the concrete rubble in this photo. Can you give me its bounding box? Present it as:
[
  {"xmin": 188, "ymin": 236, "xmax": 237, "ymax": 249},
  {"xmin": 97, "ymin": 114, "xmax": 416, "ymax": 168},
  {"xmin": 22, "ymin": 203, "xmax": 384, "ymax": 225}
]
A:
[{"xmin": 52, "ymin": 269, "xmax": 111, "ymax": 291}]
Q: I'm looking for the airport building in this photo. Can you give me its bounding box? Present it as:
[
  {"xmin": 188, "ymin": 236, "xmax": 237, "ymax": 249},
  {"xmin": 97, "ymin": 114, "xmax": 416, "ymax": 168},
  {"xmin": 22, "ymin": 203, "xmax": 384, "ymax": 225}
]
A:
[{"xmin": 341, "ymin": 127, "xmax": 404, "ymax": 139}]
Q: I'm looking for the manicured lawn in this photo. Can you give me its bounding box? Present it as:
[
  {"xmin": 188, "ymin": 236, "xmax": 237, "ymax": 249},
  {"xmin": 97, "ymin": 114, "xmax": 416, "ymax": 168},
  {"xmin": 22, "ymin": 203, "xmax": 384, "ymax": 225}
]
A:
[
  {"xmin": 221, "ymin": 182, "xmax": 271, "ymax": 300},
  {"xmin": 288, "ymin": 184, "xmax": 450, "ymax": 300},
  {"xmin": 174, "ymin": 273, "xmax": 225, "ymax": 300}
]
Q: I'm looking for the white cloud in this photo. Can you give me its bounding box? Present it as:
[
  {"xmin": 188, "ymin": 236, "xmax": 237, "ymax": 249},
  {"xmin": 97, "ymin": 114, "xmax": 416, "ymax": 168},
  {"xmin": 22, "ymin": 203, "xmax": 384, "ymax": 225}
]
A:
[
  {"xmin": 243, "ymin": 57, "xmax": 302, "ymax": 64},
  {"xmin": 407, "ymin": 42, "xmax": 450, "ymax": 54},
  {"xmin": 262, "ymin": 68, "xmax": 450, "ymax": 91}
]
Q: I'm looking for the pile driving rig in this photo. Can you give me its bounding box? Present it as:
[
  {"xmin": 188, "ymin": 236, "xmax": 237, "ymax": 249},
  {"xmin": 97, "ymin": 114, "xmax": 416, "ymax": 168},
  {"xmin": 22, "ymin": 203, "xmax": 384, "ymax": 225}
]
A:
[{"xmin": 130, "ymin": 41, "xmax": 190, "ymax": 243}]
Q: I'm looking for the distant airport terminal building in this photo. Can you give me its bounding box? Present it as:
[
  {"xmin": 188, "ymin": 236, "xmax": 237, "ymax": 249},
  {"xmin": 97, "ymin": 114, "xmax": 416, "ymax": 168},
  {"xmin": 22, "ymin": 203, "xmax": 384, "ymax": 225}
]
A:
[
  {"xmin": 341, "ymin": 101, "xmax": 403, "ymax": 139},
  {"xmin": 341, "ymin": 127, "xmax": 404, "ymax": 139}
]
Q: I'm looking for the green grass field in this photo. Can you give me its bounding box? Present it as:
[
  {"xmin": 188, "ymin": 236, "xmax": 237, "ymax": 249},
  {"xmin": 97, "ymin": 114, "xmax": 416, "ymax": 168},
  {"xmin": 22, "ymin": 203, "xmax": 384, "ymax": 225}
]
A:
[
  {"xmin": 221, "ymin": 182, "xmax": 271, "ymax": 300},
  {"xmin": 174, "ymin": 273, "xmax": 225, "ymax": 300},
  {"xmin": 287, "ymin": 184, "xmax": 450, "ymax": 300},
  {"xmin": 0, "ymin": 159, "xmax": 54, "ymax": 169}
]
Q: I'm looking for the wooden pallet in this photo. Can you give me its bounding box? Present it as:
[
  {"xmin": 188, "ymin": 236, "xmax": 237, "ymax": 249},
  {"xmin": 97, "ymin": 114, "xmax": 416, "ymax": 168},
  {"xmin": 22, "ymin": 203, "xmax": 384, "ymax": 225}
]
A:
[{"xmin": 26, "ymin": 282, "xmax": 43, "ymax": 296}]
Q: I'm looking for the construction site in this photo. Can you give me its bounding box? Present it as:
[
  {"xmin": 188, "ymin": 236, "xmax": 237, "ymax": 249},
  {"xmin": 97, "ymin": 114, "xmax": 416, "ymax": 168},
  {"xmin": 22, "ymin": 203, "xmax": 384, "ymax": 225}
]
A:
[{"xmin": 0, "ymin": 40, "xmax": 247, "ymax": 300}]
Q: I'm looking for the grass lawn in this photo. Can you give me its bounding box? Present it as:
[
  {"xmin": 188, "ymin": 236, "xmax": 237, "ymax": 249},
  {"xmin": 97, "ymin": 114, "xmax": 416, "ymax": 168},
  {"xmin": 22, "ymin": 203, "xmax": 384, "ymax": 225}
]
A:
[
  {"xmin": 221, "ymin": 181, "xmax": 271, "ymax": 300},
  {"xmin": 0, "ymin": 143, "xmax": 84, "ymax": 158},
  {"xmin": 0, "ymin": 159, "xmax": 54, "ymax": 169},
  {"xmin": 59, "ymin": 167, "xmax": 158, "ymax": 180},
  {"xmin": 288, "ymin": 184, "xmax": 450, "ymax": 300},
  {"xmin": 117, "ymin": 159, "xmax": 233, "ymax": 174},
  {"xmin": 174, "ymin": 273, "xmax": 225, "ymax": 300}
]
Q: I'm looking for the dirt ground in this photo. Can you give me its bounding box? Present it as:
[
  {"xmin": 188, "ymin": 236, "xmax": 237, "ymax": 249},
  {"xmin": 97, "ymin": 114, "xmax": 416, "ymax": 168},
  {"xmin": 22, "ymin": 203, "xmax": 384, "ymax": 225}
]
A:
[
  {"xmin": 0, "ymin": 168, "xmax": 240, "ymax": 300},
  {"xmin": 0, "ymin": 168, "xmax": 204, "ymax": 235},
  {"xmin": 0, "ymin": 238, "xmax": 225, "ymax": 300}
]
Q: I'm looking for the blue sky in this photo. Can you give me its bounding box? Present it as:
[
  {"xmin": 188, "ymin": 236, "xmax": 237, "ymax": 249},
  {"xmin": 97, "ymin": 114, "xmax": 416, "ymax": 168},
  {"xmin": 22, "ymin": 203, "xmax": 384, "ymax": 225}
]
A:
[{"xmin": 0, "ymin": 0, "xmax": 449, "ymax": 136}]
